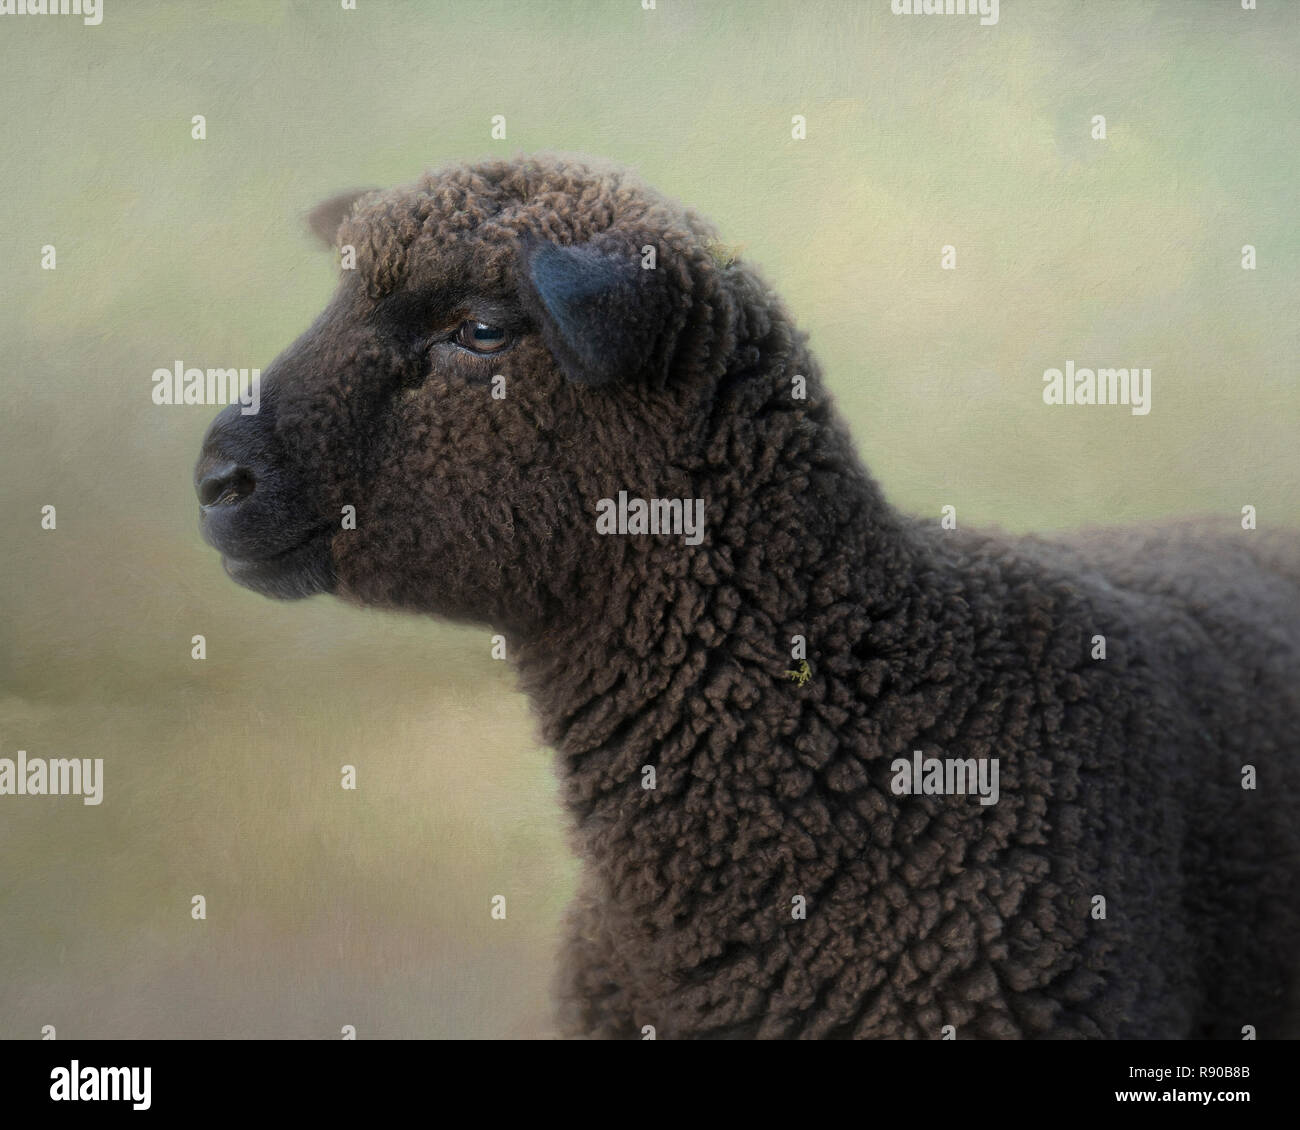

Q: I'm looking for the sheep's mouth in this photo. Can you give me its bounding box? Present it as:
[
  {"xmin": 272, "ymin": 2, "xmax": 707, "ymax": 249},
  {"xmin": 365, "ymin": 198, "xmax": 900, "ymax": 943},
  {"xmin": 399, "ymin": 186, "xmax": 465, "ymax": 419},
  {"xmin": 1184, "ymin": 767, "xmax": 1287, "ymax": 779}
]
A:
[{"xmin": 220, "ymin": 530, "xmax": 336, "ymax": 600}]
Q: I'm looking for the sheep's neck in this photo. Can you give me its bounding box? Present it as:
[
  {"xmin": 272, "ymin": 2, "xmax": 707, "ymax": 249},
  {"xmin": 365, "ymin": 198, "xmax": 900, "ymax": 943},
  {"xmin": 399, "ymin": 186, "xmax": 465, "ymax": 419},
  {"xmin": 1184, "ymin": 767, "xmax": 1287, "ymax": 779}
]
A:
[{"xmin": 515, "ymin": 386, "xmax": 945, "ymax": 895}]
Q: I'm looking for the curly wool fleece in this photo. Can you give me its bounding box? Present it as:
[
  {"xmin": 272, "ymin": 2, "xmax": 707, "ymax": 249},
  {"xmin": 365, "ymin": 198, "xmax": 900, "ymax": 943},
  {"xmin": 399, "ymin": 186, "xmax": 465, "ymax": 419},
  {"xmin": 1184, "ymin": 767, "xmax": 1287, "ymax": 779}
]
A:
[{"xmin": 262, "ymin": 156, "xmax": 1299, "ymax": 1039}]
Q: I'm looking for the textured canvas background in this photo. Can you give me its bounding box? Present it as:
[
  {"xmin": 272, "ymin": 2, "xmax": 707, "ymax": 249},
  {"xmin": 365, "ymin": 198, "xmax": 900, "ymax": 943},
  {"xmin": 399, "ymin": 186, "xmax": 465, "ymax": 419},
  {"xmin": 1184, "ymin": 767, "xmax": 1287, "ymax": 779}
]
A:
[{"xmin": 0, "ymin": 0, "xmax": 1295, "ymax": 1038}]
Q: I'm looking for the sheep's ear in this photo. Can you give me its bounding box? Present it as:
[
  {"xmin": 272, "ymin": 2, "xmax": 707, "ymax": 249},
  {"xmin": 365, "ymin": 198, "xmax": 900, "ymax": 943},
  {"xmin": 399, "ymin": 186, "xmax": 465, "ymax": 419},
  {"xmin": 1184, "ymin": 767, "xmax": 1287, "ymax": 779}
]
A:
[
  {"xmin": 305, "ymin": 188, "xmax": 374, "ymax": 248},
  {"xmin": 519, "ymin": 239, "xmax": 669, "ymax": 387}
]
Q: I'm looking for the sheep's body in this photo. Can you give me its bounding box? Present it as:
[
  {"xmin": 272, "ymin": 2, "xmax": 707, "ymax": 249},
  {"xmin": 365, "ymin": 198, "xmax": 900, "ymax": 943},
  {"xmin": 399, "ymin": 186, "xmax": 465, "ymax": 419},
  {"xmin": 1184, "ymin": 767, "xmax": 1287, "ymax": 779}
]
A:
[
  {"xmin": 197, "ymin": 155, "xmax": 1300, "ymax": 1039},
  {"xmin": 540, "ymin": 506, "xmax": 1300, "ymax": 1039}
]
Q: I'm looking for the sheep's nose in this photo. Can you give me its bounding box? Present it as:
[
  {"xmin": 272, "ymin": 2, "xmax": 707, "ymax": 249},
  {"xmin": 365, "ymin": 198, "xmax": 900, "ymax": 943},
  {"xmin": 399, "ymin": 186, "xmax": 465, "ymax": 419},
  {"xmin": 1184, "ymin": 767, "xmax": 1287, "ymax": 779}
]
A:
[{"xmin": 196, "ymin": 460, "xmax": 256, "ymax": 508}]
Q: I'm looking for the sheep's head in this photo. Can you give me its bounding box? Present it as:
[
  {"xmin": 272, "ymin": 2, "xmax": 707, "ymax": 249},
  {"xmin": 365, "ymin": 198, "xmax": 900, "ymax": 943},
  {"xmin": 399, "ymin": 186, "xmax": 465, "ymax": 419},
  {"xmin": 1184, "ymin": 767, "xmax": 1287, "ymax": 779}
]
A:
[{"xmin": 195, "ymin": 156, "xmax": 752, "ymax": 633}]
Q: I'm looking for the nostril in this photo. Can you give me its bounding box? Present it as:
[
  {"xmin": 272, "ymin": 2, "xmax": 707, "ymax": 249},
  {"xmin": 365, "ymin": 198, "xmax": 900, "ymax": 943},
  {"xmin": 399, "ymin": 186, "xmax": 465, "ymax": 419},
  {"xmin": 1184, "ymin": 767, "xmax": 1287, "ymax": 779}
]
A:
[{"xmin": 198, "ymin": 463, "xmax": 256, "ymax": 508}]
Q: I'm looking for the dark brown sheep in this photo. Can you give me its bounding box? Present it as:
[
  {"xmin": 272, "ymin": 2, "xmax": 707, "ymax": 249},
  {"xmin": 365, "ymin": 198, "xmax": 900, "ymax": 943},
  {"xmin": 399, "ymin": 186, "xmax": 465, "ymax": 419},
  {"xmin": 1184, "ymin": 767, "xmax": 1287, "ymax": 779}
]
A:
[{"xmin": 195, "ymin": 155, "xmax": 1300, "ymax": 1039}]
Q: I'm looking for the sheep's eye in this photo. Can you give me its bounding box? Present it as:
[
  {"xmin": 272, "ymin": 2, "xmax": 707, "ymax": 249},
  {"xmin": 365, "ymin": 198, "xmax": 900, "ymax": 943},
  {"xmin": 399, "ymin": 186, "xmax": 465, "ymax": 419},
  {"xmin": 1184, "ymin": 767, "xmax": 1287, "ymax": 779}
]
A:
[{"xmin": 454, "ymin": 320, "xmax": 511, "ymax": 354}]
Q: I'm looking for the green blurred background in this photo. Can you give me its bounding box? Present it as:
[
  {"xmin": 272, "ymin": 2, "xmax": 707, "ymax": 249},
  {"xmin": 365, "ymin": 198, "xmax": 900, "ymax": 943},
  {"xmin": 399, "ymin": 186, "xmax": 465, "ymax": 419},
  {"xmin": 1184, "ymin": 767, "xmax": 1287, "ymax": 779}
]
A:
[{"xmin": 1, "ymin": 0, "xmax": 1295, "ymax": 1038}]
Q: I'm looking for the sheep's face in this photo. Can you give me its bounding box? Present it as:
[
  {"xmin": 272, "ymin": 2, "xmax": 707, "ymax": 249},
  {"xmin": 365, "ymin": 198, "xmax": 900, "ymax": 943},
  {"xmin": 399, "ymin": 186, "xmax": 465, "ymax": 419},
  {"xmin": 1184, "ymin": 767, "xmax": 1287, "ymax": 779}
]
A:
[{"xmin": 195, "ymin": 157, "xmax": 736, "ymax": 632}]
